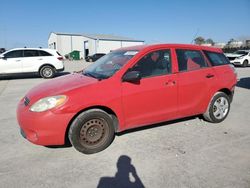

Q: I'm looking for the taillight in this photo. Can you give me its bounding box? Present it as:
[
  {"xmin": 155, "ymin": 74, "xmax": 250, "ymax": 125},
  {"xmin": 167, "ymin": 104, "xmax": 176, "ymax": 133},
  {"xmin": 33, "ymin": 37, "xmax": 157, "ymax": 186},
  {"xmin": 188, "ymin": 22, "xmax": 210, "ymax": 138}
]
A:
[
  {"xmin": 57, "ymin": 56, "xmax": 63, "ymax": 61},
  {"xmin": 229, "ymin": 64, "xmax": 238, "ymax": 80}
]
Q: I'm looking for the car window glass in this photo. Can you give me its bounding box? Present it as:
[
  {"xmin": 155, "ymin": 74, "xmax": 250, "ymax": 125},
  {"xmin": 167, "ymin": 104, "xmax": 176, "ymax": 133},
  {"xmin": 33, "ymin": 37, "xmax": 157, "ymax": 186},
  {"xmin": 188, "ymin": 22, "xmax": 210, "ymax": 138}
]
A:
[
  {"xmin": 176, "ymin": 49, "xmax": 207, "ymax": 72},
  {"xmin": 129, "ymin": 49, "xmax": 172, "ymax": 78},
  {"xmin": 203, "ymin": 51, "xmax": 229, "ymax": 66},
  {"xmin": 24, "ymin": 50, "xmax": 39, "ymax": 57},
  {"xmin": 39, "ymin": 50, "xmax": 52, "ymax": 56},
  {"xmin": 4, "ymin": 50, "xmax": 23, "ymax": 58}
]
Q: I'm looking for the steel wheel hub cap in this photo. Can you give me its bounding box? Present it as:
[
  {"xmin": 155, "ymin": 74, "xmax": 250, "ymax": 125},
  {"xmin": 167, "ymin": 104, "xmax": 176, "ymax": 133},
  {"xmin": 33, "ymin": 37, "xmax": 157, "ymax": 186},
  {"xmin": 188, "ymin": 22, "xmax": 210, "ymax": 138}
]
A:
[{"xmin": 79, "ymin": 118, "xmax": 107, "ymax": 146}]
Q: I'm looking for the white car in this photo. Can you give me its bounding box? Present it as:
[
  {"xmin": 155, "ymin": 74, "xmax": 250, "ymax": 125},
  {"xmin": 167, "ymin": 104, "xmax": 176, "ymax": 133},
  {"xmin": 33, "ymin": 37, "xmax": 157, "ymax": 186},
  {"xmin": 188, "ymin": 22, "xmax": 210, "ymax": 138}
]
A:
[
  {"xmin": 225, "ymin": 50, "xmax": 250, "ymax": 67},
  {"xmin": 0, "ymin": 48, "xmax": 65, "ymax": 78}
]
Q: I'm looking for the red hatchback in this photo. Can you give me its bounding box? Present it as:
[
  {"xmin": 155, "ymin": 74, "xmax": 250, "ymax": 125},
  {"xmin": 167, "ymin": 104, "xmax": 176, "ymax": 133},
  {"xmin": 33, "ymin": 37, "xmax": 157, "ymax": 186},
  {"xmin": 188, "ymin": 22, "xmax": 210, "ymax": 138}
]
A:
[{"xmin": 17, "ymin": 44, "xmax": 237, "ymax": 154}]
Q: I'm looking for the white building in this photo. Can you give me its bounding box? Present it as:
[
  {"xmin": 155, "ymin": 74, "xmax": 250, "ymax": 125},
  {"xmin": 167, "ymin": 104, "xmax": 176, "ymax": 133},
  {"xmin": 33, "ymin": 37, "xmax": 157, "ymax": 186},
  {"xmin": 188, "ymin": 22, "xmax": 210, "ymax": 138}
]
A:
[
  {"xmin": 48, "ymin": 32, "xmax": 144, "ymax": 59},
  {"xmin": 214, "ymin": 42, "xmax": 226, "ymax": 48}
]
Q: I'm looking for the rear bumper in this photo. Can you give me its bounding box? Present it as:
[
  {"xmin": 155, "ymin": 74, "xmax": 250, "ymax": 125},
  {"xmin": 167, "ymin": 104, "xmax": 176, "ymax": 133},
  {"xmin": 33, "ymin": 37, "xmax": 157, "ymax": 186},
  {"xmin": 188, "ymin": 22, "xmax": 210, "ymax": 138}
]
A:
[{"xmin": 56, "ymin": 67, "xmax": 65, "ymax": 72}]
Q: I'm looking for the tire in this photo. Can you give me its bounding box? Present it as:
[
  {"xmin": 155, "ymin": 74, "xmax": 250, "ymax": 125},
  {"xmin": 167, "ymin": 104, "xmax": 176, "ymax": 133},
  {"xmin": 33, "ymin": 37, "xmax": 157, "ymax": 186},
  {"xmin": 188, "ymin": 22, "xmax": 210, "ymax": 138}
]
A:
[
  {"xmin": 243, "ymin": 60, "xmax": 248, "ymax": 67},
  {"xmin": 40, "ymin": 65, "xmax": 55, "ymax": 79},
  {"xmin": 68, "ymin": 109, "xmax": 115, "ymax": 154},
  {"xmin": 203, "ymin": 92, "xmax": 230, "ymax": 123}
]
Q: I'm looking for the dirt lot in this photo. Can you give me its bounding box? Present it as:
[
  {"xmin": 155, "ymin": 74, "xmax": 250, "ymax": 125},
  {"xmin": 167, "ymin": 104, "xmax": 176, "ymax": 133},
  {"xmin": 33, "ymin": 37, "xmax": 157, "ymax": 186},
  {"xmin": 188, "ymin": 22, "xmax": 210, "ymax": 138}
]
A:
[{"xmin": 0, "ymin": 61, "xmax": 250, "ymax": 188}]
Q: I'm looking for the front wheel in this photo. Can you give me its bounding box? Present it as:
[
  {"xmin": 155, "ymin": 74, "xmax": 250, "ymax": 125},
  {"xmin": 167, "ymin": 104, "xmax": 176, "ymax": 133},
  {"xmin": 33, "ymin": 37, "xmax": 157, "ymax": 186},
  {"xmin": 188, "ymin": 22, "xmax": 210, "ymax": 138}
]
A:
[
  {"xmin": 243, "ymin": 60, "xmax": 248, "ymax": 67},
  {"xmin": 203, "ymin": 92, "xmax": 230, "ymax": 123},
  {"xmin": 68, "ymin": 109, "xmax": 115, "ymax": 154}
]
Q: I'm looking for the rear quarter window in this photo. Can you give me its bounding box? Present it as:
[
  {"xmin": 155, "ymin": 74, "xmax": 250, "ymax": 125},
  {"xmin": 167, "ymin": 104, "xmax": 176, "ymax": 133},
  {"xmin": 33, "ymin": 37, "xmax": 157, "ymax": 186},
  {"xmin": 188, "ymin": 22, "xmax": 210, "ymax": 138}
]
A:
[
  {"xmin": 203, "ymin": 51, "xmax": 230, "ymax": 66},
  {"xmin": 39, "ymin": 50, "xmax": 52, "ymax": 56}
]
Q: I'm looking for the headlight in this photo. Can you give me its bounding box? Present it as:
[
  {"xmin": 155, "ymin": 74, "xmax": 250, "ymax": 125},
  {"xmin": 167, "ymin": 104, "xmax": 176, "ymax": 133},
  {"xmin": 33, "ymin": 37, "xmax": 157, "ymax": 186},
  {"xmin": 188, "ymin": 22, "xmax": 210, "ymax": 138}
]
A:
[
  {"xmin": 30, "ymin": 95, "xmax": 67, "ymax": 112},
  {"xmin": 236, "ymin": 56, "xmax": 244, "ymax": 59}
]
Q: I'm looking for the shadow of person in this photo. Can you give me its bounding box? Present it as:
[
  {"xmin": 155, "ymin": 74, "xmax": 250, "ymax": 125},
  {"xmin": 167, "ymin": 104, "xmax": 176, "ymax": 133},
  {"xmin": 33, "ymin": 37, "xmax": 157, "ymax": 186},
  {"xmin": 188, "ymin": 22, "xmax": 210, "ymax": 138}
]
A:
[{"xmin": 97, "ymin": 155, "xmax": 145, "ymax": 188}]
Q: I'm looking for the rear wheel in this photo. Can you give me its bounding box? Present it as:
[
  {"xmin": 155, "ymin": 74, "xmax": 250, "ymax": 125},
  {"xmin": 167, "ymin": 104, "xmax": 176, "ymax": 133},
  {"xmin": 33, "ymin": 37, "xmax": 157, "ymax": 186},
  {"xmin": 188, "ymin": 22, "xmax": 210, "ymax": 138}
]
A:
[
  {"xmin": 68, "ymin": 109, "xmax": 115, "ymax": 154},
  {"xmin": 40, "ymin": 65, "xmax": 55, "ymax": 78},
  {"xmin": 243, "ymin": 60, "xmax": 248, "ymax": 67},
  {"xmin": 203, "ymin": 92, "xmax": 230, "ymax": 123}
]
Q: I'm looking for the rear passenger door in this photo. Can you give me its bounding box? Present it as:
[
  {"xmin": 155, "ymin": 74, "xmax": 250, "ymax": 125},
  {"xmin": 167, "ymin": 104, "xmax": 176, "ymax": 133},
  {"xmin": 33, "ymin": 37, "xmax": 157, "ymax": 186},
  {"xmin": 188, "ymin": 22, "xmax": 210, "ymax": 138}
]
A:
[{"xmin": 176, "ymin": 49, "xmax": 216, "ymax": 117}]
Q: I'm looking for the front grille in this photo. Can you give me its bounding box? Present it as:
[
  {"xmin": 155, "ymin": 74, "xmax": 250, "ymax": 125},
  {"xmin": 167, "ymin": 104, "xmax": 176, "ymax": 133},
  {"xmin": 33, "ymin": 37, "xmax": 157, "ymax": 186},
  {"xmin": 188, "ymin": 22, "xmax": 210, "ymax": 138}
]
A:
[
  {"xmin": 24, "ymin": 97, "xmax": 30, "ymax": 106},
  {"xmin": 228, "ymin": 57, "xmax": 236, "ymax": 61}
]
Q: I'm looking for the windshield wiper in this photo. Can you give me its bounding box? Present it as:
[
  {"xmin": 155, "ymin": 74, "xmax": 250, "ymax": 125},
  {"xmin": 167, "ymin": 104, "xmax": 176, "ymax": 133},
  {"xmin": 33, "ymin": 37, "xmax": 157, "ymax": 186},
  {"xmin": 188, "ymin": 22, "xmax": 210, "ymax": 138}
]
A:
[
  {"xmin": 83, "ymin": 71, "xmax": 98, "ymax": 79},
  {"xmin": 83, "ymin": 71, "xmax": 108, "ymax": 81}
]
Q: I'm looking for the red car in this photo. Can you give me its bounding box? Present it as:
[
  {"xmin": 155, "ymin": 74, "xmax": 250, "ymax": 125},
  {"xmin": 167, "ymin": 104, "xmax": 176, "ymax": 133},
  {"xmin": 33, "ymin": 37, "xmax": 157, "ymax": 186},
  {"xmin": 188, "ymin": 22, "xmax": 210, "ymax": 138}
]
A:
[{"xmin": 17, "ymin": 44, "xmax": 237, "ymax": 154}]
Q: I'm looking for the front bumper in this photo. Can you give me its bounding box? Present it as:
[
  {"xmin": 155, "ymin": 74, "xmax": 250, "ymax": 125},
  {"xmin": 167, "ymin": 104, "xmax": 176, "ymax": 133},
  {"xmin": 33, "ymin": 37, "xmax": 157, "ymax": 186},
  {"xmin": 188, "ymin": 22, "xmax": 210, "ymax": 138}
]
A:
[
  {"xmin": 230, "ymin": 59, "xmax": 243, "ymax": 65},
  {"xmin": 16, "ymin": 98, "xmax": 74, "ymax": 146}
]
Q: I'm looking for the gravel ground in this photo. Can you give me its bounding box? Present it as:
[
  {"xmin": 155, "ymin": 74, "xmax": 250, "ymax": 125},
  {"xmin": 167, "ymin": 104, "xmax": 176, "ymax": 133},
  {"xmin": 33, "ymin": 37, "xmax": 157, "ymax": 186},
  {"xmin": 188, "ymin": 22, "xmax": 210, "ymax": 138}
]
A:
[{"xmin": 0, "ymin": 62, "xmax": 249, "ymax": 188}]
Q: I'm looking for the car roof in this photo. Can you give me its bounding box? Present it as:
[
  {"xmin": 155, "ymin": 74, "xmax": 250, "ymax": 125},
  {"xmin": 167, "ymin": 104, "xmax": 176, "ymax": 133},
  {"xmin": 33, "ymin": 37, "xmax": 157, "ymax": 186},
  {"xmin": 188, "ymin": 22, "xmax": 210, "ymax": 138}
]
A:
[
  {"xmin": 3, "ymin": 48, "xmax": 59, "ymax": 55},
  {"xmin": 7, "ymin": 48, "xmax": 55, "ymax": 51},
  {"xmin": 115, "ymin": 44, "xmax": 223, "ymax": 53}
]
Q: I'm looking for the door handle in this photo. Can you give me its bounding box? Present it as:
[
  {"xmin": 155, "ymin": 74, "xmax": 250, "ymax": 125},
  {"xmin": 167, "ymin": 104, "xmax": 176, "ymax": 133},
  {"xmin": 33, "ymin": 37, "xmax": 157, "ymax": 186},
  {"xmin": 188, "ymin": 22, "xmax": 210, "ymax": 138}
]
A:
[
  {"xmin": 15, "ymin": 60, "xmax": 21, "ymax": 62},
  {"xmin": 206, "ymin": 74, "xmax": 214, "ymax": 78},
  {"xmin": 38, "ymin": 58, "xmax": 43, "ymax": 60},
  {"xmin": 165, "ymin": 80, "xmax": 176, "ymax": 86}
]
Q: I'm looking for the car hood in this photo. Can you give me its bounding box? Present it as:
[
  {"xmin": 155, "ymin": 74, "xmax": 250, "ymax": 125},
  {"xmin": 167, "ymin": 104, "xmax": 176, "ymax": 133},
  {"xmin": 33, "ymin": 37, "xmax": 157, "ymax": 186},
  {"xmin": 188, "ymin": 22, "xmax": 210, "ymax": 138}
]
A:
[
  {"xmin": 225, "ymin": 53, "xmax": 244, "ymax": 58},
  {"xmin": 26, "ymin": 73, "xmax": 98, "ymax": 102}
]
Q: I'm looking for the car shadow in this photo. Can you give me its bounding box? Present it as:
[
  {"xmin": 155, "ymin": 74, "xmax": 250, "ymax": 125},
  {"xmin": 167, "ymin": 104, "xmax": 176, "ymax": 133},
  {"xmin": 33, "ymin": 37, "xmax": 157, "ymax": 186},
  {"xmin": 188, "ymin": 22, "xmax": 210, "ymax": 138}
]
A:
[
  {"xmin": 0, "ymin": 72, "xmax": 71, "ymax": 80},
  {"xmin": 117, "ymin": 116, "xmax": 197, "ymax": 136},
  {"xmin": 97, "ymin": 155, "xmax": 145, "ymax": 188},
  {"xmin": 236, "ymin": 77, "xmax": 250, "ymax": 89},
  {"xmin": 45, "ymin": 116, "xmax": 198, "ymax": 149}
]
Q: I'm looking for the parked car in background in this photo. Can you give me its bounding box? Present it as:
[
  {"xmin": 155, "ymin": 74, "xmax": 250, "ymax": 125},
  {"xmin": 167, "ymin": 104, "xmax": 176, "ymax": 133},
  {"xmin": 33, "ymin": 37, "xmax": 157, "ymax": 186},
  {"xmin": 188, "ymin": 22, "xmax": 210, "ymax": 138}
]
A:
[
  {"xmin": 225, "ymin": 50, "xmax": 250, "ymax": 67},
  {"xmin": 85, "ymin": 53, "xmax": 106, "ymax": 62},
  {"xmin": 17, "ymin": 44, "xmax": 237, "ymax": 154},
  {"xmin": 0, "ymin": 48, "xmax": 64, "ymax": 78}
]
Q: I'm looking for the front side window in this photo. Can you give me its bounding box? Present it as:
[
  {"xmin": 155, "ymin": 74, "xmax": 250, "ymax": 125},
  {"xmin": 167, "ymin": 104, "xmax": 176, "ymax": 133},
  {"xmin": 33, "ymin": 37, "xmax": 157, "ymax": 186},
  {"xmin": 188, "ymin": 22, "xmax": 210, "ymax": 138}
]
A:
[
  {"xmin": 24, "ymin": 50, "xmax": 39, "ymax": 57},
  {"xmin": 129, "ymin": 49, "xmax": 171, "ymax": 78},
  {"xmin": 4, "ymin": 50, "xmax": 23, "ymax": 58},
  {"xmin": 83, "ymin": 50, "xmax": 138, "ymax": 80},
  {"xmin": 176, "ymin": 49, "xmax": 207, "ymax": 72},
  {"xmin": 203, "ymin": 51, "xmax": 230, "ymax": 66}
]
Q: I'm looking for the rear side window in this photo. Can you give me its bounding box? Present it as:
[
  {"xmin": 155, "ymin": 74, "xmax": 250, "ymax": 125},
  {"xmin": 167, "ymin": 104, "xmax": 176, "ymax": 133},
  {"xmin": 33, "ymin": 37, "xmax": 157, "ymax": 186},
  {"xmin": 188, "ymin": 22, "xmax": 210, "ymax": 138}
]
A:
[
  {"xmin": 39, "ymin": 50, "xmax": 52, "ymax": 56},
  {"xmin": 203, "ymin": 51, "xmax": 229, "ymax": 66},
  {"xmin": 24, "ymin": 50, "xmax": 39, "ymax": 57},
  {"xmin": 176, "ymin": 49, "xmax": 207, "ymax": 72},
  {"xmin": 4, "ymin": 50, "xmax": 23, "ymax": 58}
]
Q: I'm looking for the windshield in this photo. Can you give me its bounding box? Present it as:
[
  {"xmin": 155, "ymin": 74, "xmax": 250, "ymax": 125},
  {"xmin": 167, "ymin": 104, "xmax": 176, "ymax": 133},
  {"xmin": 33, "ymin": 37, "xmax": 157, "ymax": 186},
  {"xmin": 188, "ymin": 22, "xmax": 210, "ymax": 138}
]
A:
[
  {"xmin": 83, "ymin": 50, "xmax": 138, "ymax": 80},
  {"xmin": 234, "ymin": 51, "xmax": 248, "ymax": 55}
]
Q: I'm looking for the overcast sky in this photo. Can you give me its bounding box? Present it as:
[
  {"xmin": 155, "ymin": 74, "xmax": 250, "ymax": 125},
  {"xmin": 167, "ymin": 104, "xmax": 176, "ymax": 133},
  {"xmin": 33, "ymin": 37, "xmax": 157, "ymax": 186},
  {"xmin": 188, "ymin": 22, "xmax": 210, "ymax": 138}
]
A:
[{"xmin": 0, "ymin": 0, "xmax": 250, "ymax": 49}]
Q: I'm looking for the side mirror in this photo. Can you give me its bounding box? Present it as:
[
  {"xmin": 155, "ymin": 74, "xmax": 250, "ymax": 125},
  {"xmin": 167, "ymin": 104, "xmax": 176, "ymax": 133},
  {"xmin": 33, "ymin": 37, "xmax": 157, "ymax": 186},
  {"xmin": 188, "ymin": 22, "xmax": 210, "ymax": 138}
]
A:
[{"xmin": 122, "ymin": 71, "xmax": 141, "ymax": 82}]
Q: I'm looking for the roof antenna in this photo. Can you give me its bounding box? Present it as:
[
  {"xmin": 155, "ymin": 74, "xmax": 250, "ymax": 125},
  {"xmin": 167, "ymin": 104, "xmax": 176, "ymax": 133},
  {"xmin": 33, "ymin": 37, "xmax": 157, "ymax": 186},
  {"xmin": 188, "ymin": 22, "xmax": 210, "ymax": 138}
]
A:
[{"xmin": 190, "ymin": 28, "xmax": 199, "ymax": 44}]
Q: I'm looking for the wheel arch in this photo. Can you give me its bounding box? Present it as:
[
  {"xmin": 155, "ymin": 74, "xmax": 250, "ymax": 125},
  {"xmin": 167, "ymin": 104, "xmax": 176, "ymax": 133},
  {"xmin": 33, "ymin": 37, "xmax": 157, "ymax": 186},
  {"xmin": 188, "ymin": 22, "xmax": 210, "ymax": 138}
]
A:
[
  {"xmin": 64, "ymin": 105, "xmax": 119, "ymax": 145},
  {"xmin": 218, "ymin": 88, "xmax": 233, "ymax": 102}
]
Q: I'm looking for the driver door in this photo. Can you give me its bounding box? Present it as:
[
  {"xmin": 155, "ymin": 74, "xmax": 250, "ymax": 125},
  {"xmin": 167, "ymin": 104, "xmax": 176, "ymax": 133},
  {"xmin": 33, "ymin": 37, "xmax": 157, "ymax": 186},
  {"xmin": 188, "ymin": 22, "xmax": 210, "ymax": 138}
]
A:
[{"xmin": 121, "ymin": 49, "xmax": 178, "ymax": 129}]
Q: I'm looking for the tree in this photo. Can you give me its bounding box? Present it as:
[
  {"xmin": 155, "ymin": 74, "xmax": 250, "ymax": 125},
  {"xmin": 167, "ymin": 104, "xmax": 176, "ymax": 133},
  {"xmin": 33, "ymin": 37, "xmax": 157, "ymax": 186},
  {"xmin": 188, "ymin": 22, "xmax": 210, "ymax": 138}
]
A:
[
  {"xmin": 205, "ymin": 38, "xmax": 215, "ymax": 45},
  {"xmin": 194, "ymin": 37, "xmax": 205, "ymax": 45}
]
